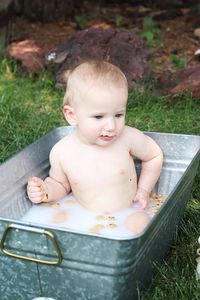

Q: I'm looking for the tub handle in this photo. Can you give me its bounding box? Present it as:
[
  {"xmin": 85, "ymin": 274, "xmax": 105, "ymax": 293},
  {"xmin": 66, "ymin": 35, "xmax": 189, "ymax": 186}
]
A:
[{"xmin": 0, "ymin": 223, "xmax": 62, "ymax": 265}]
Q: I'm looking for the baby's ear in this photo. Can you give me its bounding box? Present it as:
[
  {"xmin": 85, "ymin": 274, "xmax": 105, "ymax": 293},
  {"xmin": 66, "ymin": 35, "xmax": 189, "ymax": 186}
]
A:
[{"xmin": 63, "ymin": 105, "xmax": 77, "ymax": 126}]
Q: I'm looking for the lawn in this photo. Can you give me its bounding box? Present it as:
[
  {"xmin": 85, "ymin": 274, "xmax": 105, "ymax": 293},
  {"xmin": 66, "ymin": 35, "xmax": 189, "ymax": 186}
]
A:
[{"xmin": 0, "ymin": 58, "xmax": 200, "ymax": 299}]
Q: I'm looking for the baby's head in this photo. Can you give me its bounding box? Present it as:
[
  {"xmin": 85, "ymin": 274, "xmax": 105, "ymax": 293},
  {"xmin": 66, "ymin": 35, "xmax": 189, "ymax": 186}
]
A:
[{"xmin": 63, "ymin": 60, "xmax": 128, "ymax": 146}]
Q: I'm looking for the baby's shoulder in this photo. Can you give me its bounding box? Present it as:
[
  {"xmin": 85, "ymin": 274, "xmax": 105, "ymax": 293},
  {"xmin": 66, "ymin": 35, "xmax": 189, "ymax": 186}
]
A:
[
  {"xmin": 50, "ymin": 133, "xmax": 74, "ymax": 157},
  {"xmin": 122, "ymin": 126, "xmax": 148, "ymax": 151},
  {"xmin": 123, "ymin": 126, "xmax": 144, "ymax": 139}
]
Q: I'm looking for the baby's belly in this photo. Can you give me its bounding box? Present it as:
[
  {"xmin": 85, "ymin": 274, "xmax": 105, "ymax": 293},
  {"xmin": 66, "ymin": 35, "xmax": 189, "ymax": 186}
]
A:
[
  {"xmin": 69, "ymin": 153, "xmax": 137, "ymax": 213},
  {"xmin": 72, "ymin": 179, "xmax": 137, "ymax": 213}
]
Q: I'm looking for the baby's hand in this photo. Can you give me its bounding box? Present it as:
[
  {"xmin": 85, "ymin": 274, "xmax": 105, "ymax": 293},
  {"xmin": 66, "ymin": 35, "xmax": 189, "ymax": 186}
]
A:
[
  {"xmin": 133, "ymin": 187, "xmax": 149, "ymax": 209},
  {"xmin": 27, "ymin": 176, "xmax": 48, "ymax": 204}
]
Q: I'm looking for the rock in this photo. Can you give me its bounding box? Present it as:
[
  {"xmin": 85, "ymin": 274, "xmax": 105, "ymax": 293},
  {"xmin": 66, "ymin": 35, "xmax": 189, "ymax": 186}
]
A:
[
  {"xmin": 158, "ymin": 65, "xmax": 200, "ymax": 99},
  {"xmin": 7, "ymin": 39, "xmax": 45, "ymax": 73},
  {"xmin": 194, "ymin": 28, "xmax": 200, "ymax": 38},
  {"xmin": 46, "ymin": 28, "xmax": 150, "ymax": 90}
]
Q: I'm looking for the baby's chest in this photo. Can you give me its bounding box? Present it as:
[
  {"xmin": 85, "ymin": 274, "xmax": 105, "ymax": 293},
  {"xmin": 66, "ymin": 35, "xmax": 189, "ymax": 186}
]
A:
[{"xmin": 64, "ymin": 150, "xmax": 135, "ymax": 184}]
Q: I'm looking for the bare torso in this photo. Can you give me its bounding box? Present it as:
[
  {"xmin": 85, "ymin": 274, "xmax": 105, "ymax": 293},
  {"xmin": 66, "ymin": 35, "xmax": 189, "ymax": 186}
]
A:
[{"xmin": 51, "ymin": 131, "xmax": 137, "ymax": 212}]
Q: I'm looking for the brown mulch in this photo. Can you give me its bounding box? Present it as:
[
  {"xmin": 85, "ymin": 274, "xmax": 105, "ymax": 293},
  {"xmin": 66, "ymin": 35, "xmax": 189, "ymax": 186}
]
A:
[{"xmin": 10, "ymin": 2, "xmax": 200, "ymax": 98}]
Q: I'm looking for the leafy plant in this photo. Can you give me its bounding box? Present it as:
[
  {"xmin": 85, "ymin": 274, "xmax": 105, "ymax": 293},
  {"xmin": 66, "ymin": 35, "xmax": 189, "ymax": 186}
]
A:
[
  {"xmin": 74, "ymin": 14, "xmax": 87, "ymax": 29},
  {"xmin": 141, "ymin": 16, "xmax": 161, "ymax": 47},
  {"xmin": 115, "ymin": 14, "xmax": 123, "ymax": 28},
  {"xmin": 170, "ymin": 53, "xmax": 188, "ymax": 70}
]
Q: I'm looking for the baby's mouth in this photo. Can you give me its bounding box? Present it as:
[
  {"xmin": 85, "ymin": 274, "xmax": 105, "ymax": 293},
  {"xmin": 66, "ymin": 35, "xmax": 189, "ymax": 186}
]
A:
[{"xmin": 100, "ymin": 135, "xmax": 115, "ymax": 141}]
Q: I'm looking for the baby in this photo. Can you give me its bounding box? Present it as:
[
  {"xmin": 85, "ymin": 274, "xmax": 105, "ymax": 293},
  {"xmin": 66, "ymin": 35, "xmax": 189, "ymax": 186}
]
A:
[{"xmin": 27, "ymin": 60, "xmax": 163, "ymax": 216}]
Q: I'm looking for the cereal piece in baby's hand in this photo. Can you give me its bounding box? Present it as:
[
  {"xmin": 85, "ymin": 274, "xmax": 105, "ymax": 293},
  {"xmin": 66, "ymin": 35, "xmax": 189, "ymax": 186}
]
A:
[{"xmin": 40, "ymin": 184, "xmax": 49, "ymax": 203}]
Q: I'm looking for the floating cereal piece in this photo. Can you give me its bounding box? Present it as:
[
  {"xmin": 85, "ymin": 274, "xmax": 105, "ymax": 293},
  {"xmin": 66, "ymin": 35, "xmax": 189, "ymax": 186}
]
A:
[
  {"xmin": 149, "ymin": 192, "xmax": 157, "ymax": 199},
  {"xmin": 52, "ymin": 210, "xmax": 68, "ymax": 224},
  {"xmin": 105, "ymin": 215, "xmax": 116, "ymax": 222},
  {"xmin": 95, "ymin": 215, "xmax": 116, "ymax": 222},
  {"xmin": 89, "ymin": 224, "xmax": 105, "ymax": 233},
  {"xmin": 149, "ymin": 192, "xmax": 168, "ymax": 202},
  {"xmin": 41, "ymin": 202, "xmax": 60, "ymax": 208},
  {"xmin": 149, "ymin": 207, "xmax": 158, "ymax": 213},
  {"xmin": 96, "ymin": 215, "xmax": 106, "ymax": 221},
  {"xmin": 124, "ymin": 211, "xmax": 151, "ymax": 234},
  {"xmin": 50, "ymin": 203, "xmax": 60, "ymax": 208},
  {"xmin": 148, "ymin": 192, "xmax": 168, "ymax": 213},
  {"xmin": 106, "ymin": 223, "xmax": 118, "ymax": 229},
  {"xmin": 65, "ymin": 200, "xmax": 75, "ymax": 206}
]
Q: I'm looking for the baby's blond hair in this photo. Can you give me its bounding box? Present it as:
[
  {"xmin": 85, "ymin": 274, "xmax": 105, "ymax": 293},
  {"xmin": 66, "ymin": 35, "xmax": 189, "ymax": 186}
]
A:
[{"xmin": 63, "ymin": 60, "xmax": 128, "ymax": 106}]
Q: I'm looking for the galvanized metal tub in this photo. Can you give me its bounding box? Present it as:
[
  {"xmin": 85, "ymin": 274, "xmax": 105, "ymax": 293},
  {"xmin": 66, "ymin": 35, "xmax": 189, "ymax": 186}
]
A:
[{"xmin": 0, "ymin": 126, "xmax": 199, "ymax": 300}]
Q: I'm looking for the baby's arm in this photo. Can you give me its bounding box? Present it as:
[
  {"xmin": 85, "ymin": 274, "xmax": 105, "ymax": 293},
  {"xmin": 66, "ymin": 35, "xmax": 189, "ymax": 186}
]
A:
[
  {"xmin": 27, "ymin": 144, "xmax": 71, "ymax": 203},
  {"xmin": 126, "ymin": 127, "xmax": 163, "ymax": 208}
]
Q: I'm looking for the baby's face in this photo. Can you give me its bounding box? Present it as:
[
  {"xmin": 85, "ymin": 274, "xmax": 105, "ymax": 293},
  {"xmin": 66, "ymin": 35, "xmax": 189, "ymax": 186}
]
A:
[{"xmin": 73, "ymin": 85, "xmax": 127, "ymax": 146}]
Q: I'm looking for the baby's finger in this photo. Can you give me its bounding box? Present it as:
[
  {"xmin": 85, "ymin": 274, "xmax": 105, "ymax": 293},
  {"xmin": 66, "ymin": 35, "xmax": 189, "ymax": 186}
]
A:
[
  {"xmin": 27, "ymin": 188, "xmax": 44, "ymax": 203},
  {"xmin": 28, "ymin": 190, "xmax": 44, "ymax": 198},
  {"xmin": 139, "ymin": 199, "xmax": 147, "ymax": 209},
  {"xmin": 28, "ymin": 186, "xmax": 42, "ymax": 193},
  {"xmin": 132, "ymin": 197, "xmax": 138, "ymax": 203},
  {"xmin": 28, "ymin": 176, "xmax": 42, "ymax": 187},
  {"xmin": 29, "ymin": 196, "xmax": 44, "ymax": 204}
]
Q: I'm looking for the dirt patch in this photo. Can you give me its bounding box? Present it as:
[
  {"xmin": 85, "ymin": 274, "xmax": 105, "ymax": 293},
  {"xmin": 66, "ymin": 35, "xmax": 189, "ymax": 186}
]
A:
[{"xmin": 11, "ymin": 3, "xmax": 200, "ymax": 79}]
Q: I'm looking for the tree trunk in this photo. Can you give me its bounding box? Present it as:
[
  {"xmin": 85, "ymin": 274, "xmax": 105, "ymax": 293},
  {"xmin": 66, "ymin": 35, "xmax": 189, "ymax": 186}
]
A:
[
  {"xmin": 0, "ymin": 0, "xmax": 13, "ymax": 54},
  {"xmin": 13, "ymin": 0, "xmax": 74, "ymax": 22}
]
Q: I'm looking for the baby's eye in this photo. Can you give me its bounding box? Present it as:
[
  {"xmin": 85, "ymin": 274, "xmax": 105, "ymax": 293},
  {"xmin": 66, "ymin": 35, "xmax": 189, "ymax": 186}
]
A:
[
  {"xmin": 115, "ymin": 113, "xmax": 124, "ymax": 118},
  {"xmin": 93, "ymin": 115, "xmax": 103, "ymax": 119}
]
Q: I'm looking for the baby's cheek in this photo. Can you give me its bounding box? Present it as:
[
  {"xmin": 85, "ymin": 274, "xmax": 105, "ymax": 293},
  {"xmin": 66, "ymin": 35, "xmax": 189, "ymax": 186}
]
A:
[
  {"xmin": 83, "ymin": 124, "xmax": 100, "ymax": 140},
  {"xmin": 124, "ymin": 211, "xmax": 151, "ymax": 234}
]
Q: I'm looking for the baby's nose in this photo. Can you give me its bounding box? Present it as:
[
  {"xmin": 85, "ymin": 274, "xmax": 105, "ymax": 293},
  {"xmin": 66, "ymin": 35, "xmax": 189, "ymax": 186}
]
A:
[{"xmin": 105, "ymin": 117, "xmax": 115, "ymax": 131}]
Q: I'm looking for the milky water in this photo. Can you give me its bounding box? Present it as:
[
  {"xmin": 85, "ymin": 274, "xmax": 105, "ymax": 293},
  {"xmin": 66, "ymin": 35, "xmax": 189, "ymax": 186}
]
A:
[{"xmin": 22, "ymin": 194, "xmax": 157, "ymax": 238}]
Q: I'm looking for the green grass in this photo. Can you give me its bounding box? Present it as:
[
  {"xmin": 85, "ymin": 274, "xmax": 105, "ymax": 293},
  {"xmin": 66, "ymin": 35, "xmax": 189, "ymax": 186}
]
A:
[
  {"xmin": 0, "ymin": 59, "xmax": 200, "ymax": 298},
  {"xmin": 126, "ymin": 82, "xmax": 200, "ymax": 135},
  {"xmin": 0, "ymin": 59, "xmax": 65, "ymax": 162}
]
